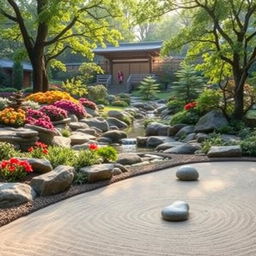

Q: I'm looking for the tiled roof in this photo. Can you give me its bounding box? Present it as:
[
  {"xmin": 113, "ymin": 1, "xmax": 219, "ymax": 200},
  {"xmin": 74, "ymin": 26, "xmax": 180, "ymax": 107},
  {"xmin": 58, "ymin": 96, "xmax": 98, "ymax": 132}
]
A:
[
  {"xmin": 0, "ymin": 59, "xmax": 33, "ymax": 71},
  {"xmin": 94, "ymin": 41, "xmax": 163, "ymax": 53}
]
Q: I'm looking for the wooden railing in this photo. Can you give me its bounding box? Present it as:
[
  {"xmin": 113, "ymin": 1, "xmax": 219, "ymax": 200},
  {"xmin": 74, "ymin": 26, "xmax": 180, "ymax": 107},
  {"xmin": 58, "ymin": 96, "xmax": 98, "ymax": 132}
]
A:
[{"xmin": 96, "ymin": 74, "xmax": 112, "ymax": 87}]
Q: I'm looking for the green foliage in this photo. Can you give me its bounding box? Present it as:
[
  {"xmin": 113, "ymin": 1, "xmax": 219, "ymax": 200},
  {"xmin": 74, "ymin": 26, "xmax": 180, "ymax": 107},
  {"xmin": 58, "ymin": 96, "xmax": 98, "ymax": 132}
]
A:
[
  {"xmin": 240, "ymin": 136, "xmax": 256, "ymax": 156},
  {"xmin": 138, "ymin": 76, "xmax": 160, "ymax": 100},
  {"xmin": 74, "ymin": 150, "xmax": 101, "ymax": 170},
  {"xmin": 62, "ymin": 78, "xmax": 88, "ymax": 98},
  {"xmin": 12, "ymin": 61, "xmax": 23, "ymax": 90},
  {"xmin": 172, "ymin": 63, "xmax": 205, "ymax": 102},
  {"xmin": 60, "ymin": 128, "xmax": 71, "ymax": 137},
  {"xmin": 170, "ymin": 109, "xmax": 200, "ymax": 125},
  {"xmin": 73, "ymin": 172, "xmax": 88, "ymax": 185},
  {"xmin": 46, "ymin": 146, "xmax": 76, "ymax": 168},
  {"xmin": 22, "ymin": 87, "xmax": 33, "ymax": 93},
  {"xmin": 167, "ymin": 99, "xmax": 184, "ymax": 113},
  {"xmin": 111, "ymin": 100, "xmax": 129, "ymax": 107},
  {"xmin": 196, "ymin": 89, "xmax": 222, "ymax": 114},
  {"xmin": 0, "ymin": 97, "xmax": 10, "ymax": 110},
  {"xmin": 78, "ymin": 63, "xmax": 104, "ymax": 84},
  {"xmin": 0, "ymin": 68, "xmax": 10, "ymax": 87},
  {"xmin": 97, "ymin": 146, "xmax": 118, "ymax": 163},
  {"xmin": 0, "ymin": 87, "xmax": 17, "ymax": 92},
  {"xmin": 0, "ymin": 142, "xmax": 19, "ymax": 160},
  {"xmin": 87, "ymin": 85, "xmax": 108, "ymax": 104},
  {"xmin": 201, "ymin": 134, "xmax": 227, "ymax": 154}
]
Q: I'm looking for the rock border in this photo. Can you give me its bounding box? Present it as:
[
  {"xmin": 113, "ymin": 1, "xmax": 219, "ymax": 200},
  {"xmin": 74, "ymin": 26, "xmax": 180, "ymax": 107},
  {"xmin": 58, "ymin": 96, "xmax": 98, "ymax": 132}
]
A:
[{"xmin": 1, "ymin": 154, "xmax": 256, "ymax": 227}]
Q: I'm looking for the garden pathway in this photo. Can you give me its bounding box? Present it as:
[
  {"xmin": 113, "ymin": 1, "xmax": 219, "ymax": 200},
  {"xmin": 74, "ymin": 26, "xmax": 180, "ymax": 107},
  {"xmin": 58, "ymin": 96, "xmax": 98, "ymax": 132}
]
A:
[{"xmin": 1, "ymin": 162, "xmax": 256, "ymax": 256}]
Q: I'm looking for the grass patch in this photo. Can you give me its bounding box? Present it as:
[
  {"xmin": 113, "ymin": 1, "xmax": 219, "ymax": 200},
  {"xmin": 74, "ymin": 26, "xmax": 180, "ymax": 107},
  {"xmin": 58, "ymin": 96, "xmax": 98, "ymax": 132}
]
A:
[{"xmin": 102, "ymin": 106, "xmax": 126, "ymax": 114}]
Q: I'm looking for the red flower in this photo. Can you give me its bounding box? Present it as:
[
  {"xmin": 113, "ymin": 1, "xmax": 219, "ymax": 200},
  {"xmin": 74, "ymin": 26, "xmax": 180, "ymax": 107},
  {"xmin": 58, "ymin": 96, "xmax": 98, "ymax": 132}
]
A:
[
  {"xmin": 88, "ymin": 143, "xmax": 98, "ymax": 151},
  {"xmin": 184, "ymin": 102, "xmax": 197, "ymax": 111}
]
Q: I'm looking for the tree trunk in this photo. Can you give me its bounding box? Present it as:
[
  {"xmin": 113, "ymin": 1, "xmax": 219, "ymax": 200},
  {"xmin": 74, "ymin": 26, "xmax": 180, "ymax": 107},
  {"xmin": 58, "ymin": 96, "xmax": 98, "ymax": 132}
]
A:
[
  {"xmin": 42, "ymin": 58, "xmax": 49, "ymax": 92},
  {"xmin": 233, "ymin": 76, "xmax": 244, "ymax": 120},
  {"xmin": 31, "ymin": 56, "xmax": 44, "ymax": 92}
]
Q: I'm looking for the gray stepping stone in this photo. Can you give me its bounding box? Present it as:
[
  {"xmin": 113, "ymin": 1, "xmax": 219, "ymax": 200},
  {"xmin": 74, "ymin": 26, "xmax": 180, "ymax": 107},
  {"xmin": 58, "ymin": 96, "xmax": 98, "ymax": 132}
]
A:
[
  {"xmin": 161, "ymin": 201, "xmax": 189, "ymax": 221},
  {"xmin": 176, "ymin": 165, "xmax": 199, "ymax": 181}
]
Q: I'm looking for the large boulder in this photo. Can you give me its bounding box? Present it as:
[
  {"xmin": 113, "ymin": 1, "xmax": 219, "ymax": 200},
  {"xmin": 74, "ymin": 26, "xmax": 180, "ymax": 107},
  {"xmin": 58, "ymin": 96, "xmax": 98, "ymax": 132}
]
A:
[
  {"xmin": 117, "ymin": 153, "xmax": 142, "ymax": 165},
  {"xmin": 136, "ymin": 136, "xmax": 148, "ymax": 147},
  {"xmin": 69, "ymin": 122, "xmax": 89, "ymax": 131},
  {"xmin": 156, "ymin": 141, "xmax": 185, "ymax": 151},
  {"xmin": 108, "ymin": 110, "xmax": 132, "ymax": 124},
  {"xmin": 195, "ymin": 110, "xmax": 228, "ymax": 133},
  {"xmin": 169, "ymin": 124, "xmax": 187, "ymax": 136},
  {"xmin": 102, "ymin": 130, "xmax": 127, "ymax": 143},
  {"xmin": 85, "ymin": 107, "xmax": 99, "ymax": 117},
  {"xmin": 80, "ymin": 164, "xmax": 114, "ymax": 183},
  {"xmin": 145, "ymin": 122, "xmax": 170, "ymax": 136},
  {"xmin": 196, "ymin": 133, "xmax": 209, "ymax": 143},
  {"xmin": 30, "ymin": 165, "xmax": 75, "ymax": 196},
  {"xmin": 164, "ymin": 144, "xmax": 199, "ymax": 154},
  {"xmin": 146, "ymin": 136, "xmax": 175, "ymax": 148},
  {"xmin": 175, "ymin": 126, "xmax": 195, "ymax": 139},
  {"xmin": 0, "ymin": 183, "xmax": 36, "ymax": 208},
  {"xmin": 70, "ymin": 132, "xmax": 96, "ymax": 145},
  {"xmin": 52, "ymin": 136, "xmax": 71, "ymax": 148},
  {"xmin": 107, "ymin": 117, "xmax": 128, "ymax": 130},
  {"xmin": 207, "ymin": 145, "xmax": 242, "ymax": 157},
  {"xmin": 81, "ymin": 118, "xmax": 109, "ymax": 132},
  {"xmin": 19, "ymin": 158, "xmax": 53, "ymax": 174}
]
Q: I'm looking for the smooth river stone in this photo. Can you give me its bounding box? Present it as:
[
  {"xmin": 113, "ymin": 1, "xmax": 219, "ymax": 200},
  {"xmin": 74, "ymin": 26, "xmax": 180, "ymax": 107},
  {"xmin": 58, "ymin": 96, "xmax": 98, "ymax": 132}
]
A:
[
  {"xmin": 161, "ymin": 201, "xmax": 189, "ymax": 221},
  {"xmin": 176, "ymin": 165, "xmax": 199, "ymax": 181}
]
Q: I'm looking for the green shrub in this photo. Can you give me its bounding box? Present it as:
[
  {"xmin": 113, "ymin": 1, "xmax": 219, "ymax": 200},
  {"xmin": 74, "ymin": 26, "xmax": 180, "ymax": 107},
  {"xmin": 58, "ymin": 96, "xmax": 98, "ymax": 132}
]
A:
[
  {"xmin": 46, "ymin": 146, "xmax": 76, "ymax": 168},
  {"xmin": 196, "ymin": 89, "xmax": 222, "ymax": 113},
  {"xmin": 167, "ymin": 99, "xmax": 184, "ymax": 113},
  {"xmin": 12, "ymin": 61, "xmax": 23, "ymax": 90},
  {"xmin": 0, "ymin": 97, "xmax": 10, "ymax": 110},
  {"xmin": 74, "ymin": 150, "xmax": 101, "ymax": 170},
  {"xmin": 170, "ymin": 110, "xmax": 200, "ymax": 125},
  {"xmin": 240, "ymin": 134, "xmax": 256, "ymax": 156},
  {"xmin": 22, "ymin": 87, "xmax": 33, "ymax": 93},
  {"xmin": 111, "ymin": 100, "xmax": 129, "ymax": 107},
  {"xmin": 0, "ymin": 87, "xmax": 18, "ymax": 92},
  {"xmin": 73, "ymin": 172, "xmax": 88, "ymax": 185},
  {"xmin": 138, "ymin": 76, "xmax": 160, "ymax": 100},
  {"xmin": 117, "ymin": 94, "xmax": 131, "ymax": 104},
  {"xmin": 201, "ymin": 134, "xmax": 227, "ymax": 153},
  {"xmin": 87, "ymin": 84, "xmax": 108, "ymax": 104},
  {"xmin": 97, "ymin": 146, "xmax": 118, "ymax": 163},
  {"xmin": 62, "ymin": 78, "xmax": 88, "ymax": 97},
  {"xmin": 0, "ymin": 142, "xmax": 19, "ymax": 160},
  {"xmin": 60, "ymin": 128, "xmax": 71, "ymax": 137}
]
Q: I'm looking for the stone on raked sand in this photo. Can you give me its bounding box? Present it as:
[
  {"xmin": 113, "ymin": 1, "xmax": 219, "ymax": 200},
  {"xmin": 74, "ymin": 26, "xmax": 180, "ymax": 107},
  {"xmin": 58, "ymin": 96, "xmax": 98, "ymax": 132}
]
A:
[
  {"xmin": 69, "ymin": 114, "xmax": 78, "ymax": 122},
  {"xmin": 221, "ymin": 134, "xmax": 241, "ymax": 143},
  {"xmin": 176, "ymin": 165, "xmax": 199, "ymax": 181},
  {"xmin": 161, "ymin": 201, "xmax": 189, "ymax": 221},
  {"xmin": 70, "ymin": 132, "xmax": 96, "ymax": 146},
  {"xmin": 117, "ymin": 153, "xmax": 142, "ymax": 165},
  {"xmin": 207, "ymin": 145, "xmax": 242, "ymax": 157},
  {"xmin": 195, "ymin": 110, "xmax": 228, "ymax": 133},
  {"xmin": 146, "ymin": 136, "xmax": 176, "ymax": 148},
  {"xmin": 196, "ymin": 133, "xmax": 209, "ymax": 143},
  {"xmin": 156, "ymin": 142, "xmax": 185, "ymax": 151},
  {"xmin": 69, "ymin": 122, "xmax": 89, "ymax": 131},
  {"xmin": 102, "ymin": 130, "xmax": 127, "ymax": 143},
  {"xmin": 97, "ymin": 137, "xmax": 112, "ymax": 144},
  {"xmin": 0, "ymin": 183, "xmax": 36, "ymax": 208},
  {"xmin": 107, "ymin": 117, "xmax": 128, "ymax": 130},
  {"xmin": 52, "ymin": 136, "xmax": 71, "ymax": 148},
  {"xmin": 77, "ymin": 128, "xmax": 100, "ymax": 137},
  {"xmin": 169, "ymin": 124, "xmax": 187, "ymax": 136},
  {"xmin": 80, "ymin": 164, "xmax": 114, "ymax": 183},
  {"xmin": 146, "ymin": 122, "xmax": 170, "ymax": 136},
  {"xmin": 136, "ymin": 136, "xmax": 148, "ymax": 147},
  {"xmin": 85, "ymin": 107, "xmax": 99, "ymax": 117},
  {"xmin": 175, "ymin": 126, "xmax": 195, "ymax": 139},
  {"xmin": 112, "ymin": 168, "xmax": 122, "ymax": 176},
  {"xmin": 30, "ymin": 165, "xmax": 75, "ymax": 196},
  {"xmin": 164, "ymin": 143, "xmax": 199, "ymax": 154},
  {"xmin": 183, "ymin": 133, "xmax": 196, "ymax": 143},
  {"xmin": 81, "ymin": 118, "xmax": 109, "ymax": 132},
  {"xmin": 19, "ymin": 158, "xmax": 53, "ymax": 174}
]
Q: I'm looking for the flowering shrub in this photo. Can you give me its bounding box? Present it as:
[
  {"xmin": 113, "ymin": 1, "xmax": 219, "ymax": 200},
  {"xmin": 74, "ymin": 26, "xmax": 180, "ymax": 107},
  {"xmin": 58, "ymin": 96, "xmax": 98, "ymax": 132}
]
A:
[
  {"xmin": 28, "ymin": 142, "xmax": 48, "ymax": 158},
  {"xmin": 26, "ymin": 109, "xmax": 55, "ymax": 130},
  {"xmin": 184, "ymin": 102, "xmax": 197, "ymax": 111},
  {"xmin": 53, "ymin": 100, "xmax": 86, "ymax": 119},
  {"xmin": 0, "ymin": 108, "xmax": 26, "ymax": 127},
  {"xmin": 26, "ymin": 117, "xmax": 55, "ymax": 130},
  {"xmin": 40, "ymin": 105, "xmax": 68, "ymax": 121},
  {"xmin": 88, "ymin": 143, "xmax": 99, "ymax": 150},
  {"xmin": 25, "ymin": 91, "xmax": 77, "ymax": 104},
  {"xmin": 79, "ymin": 98, "xmax": 97, "ymax": 110},
  {"xmin": 0, "ymin": 158, "xmax": 33, "ymax": 182}
]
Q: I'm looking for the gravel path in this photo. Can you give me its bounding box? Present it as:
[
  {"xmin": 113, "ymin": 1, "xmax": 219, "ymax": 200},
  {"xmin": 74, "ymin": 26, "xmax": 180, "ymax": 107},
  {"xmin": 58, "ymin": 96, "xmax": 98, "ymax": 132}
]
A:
[{"xmin": 1, "ymin": 161, "xmax": 256, "ymax": 256}]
